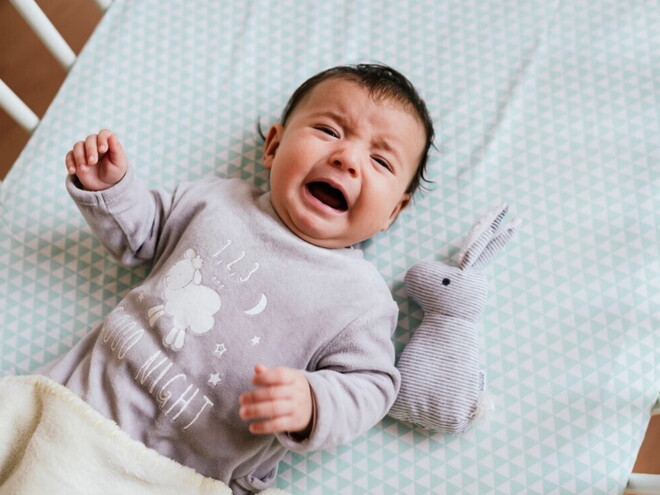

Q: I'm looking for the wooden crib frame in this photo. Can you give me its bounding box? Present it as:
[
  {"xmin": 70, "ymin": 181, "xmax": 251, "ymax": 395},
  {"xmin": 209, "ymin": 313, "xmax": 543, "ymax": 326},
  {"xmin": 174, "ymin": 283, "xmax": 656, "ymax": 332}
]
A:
[{"xmin": 0, "ymin": 0, "xmax": 110, "ymax": 133}]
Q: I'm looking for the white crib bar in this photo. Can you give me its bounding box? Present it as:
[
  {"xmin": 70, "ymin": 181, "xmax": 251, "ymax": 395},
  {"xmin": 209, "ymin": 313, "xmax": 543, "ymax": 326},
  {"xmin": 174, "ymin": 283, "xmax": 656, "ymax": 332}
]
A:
[
  {"xmin": 1, "ymin": 0, "xmax": 112, "ymax": 134},
  {"xmin": 625, "ymin": 395, "xmax": 660, "ymax": 495},
  {"xmin": 626, "ymin": 474, "xmax": 660, "ymax": 495},
  {"xmin": 9, "ymin": 0, "xmax": 77, "ymax": 71},
  {"xmin": 0, "ymin": 79, "xmax": 39, "ymax": 133},
  {"xmin": 92, "ymin": 0, "xmax": 113, "ymax": 11}
]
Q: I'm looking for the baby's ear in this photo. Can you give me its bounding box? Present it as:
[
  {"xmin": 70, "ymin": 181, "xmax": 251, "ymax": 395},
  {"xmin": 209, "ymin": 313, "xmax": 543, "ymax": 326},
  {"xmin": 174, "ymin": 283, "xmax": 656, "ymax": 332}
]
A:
[{"xmin": 263, "ymin": 123, "xmax": 284, "ymax": 169}]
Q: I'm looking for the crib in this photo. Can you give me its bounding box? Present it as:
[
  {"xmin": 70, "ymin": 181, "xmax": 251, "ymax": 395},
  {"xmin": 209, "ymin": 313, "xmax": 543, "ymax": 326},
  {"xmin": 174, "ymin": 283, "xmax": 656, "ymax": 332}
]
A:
[{"xmin": 1, "ymin": 1, "xmax": 659, "ymax": 493}]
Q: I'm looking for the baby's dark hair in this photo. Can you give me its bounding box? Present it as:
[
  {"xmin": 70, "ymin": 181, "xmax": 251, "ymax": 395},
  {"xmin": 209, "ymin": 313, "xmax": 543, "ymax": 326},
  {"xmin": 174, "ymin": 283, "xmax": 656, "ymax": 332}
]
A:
[{"xmin": 277, "ymin": 63, "xmax": 435, "ymax": 196}]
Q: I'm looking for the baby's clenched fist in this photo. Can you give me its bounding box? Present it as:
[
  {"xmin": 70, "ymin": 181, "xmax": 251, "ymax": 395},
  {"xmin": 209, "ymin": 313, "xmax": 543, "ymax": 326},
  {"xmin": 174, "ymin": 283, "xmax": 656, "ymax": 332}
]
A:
[{"xmin": 65, "ymin": 129, "xmax": 128, "ymax": 191}]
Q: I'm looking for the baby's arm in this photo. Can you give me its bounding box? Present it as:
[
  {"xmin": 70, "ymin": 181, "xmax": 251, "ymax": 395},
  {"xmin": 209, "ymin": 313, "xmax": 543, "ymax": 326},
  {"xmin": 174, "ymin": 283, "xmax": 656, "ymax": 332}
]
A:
[
  {"xmin": 65, "ymin": 129, "xmax": 127, "ymax": 191},
  {"xmin": 64, "ymin": 130, "xmax": 176, "ymax": 266},
  {"xmin": 239, "ymin": 364, "xmax": 314, "ymax": 437},
  {"xmin": 260, "ymin": 309, "xmax": 400, "ymax": 452}
]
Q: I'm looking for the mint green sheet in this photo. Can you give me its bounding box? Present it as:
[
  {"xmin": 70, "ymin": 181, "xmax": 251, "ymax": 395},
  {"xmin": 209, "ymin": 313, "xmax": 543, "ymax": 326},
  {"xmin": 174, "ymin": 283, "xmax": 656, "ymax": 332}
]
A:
[{"xmin": 1, "ymin": 1, "xmax": 658, "ymax": 493}]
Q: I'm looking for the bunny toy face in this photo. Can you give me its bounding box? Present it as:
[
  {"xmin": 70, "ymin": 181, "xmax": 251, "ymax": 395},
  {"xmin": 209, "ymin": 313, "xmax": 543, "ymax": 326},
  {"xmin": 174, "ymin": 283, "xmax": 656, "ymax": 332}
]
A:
[
  {"xmin": 404, "ymin": 204, "xmax": 520, "ymax": 324},
  {"xmin": 405, "ymin": 261, "xmax": 487, "ymax": 322}
]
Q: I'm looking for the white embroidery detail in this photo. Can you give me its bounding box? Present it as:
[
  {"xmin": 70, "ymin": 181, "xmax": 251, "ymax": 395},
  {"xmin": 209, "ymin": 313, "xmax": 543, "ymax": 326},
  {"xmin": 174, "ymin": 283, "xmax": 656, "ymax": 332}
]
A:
[
  {"xmin": 208, "ymin": 373, "xmax": 222, "ymax": 386},
  {"xmin": 183, "ymin": 396, "xmax": 214, "ymax": 430},
  {"xmin": 226, "ymin": 251, "xmax": 246, "ymax": 271},
  {"xmin": 149, "ymin": 249, "xmax": 221, "ymax": 351},
  {"xmin": 239, "ymin": 263, "xmax": 259, "ymax": 282},
  {"xmin": 213, "ymin": 238, "xmax": 260, "ymax": 283},
  {"xmin": 134, "ymin": 350, "xmax": 214, "ymax": 430},
  {"xmin": 251, "ymin": 335, "xmax": 261, "ymax": 346},
  {"xmin": 213, "ymin": 240, "xmax": 232, "ymax": 263},
  {"xmin": 147, "ymin": 305, "xmax": 165, "ymax": 327},
  {"xmin": 156, "ymin": 374, "xmax": 187, "ymax": 409},
  {"xmin": 243, "ymin": 293, "xmax": 267, "ymax": 315},
  {"xmin": 135, "ymin": 351, "xmax": 170, "ymax": 391},
  {"xmin": 214, "ymin": 343, "xmax": 228, "ymax": 357},
  {"xmin": 100, "ymin": 307, "xmax": 144, "ymax": 360}
]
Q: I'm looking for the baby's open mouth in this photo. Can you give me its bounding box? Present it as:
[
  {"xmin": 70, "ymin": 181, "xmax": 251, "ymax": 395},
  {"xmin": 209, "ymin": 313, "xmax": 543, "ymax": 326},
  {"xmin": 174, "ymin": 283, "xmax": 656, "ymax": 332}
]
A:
[{"xmin": 307, "ymin": 182, "xmax": 348, "ymax": 211}]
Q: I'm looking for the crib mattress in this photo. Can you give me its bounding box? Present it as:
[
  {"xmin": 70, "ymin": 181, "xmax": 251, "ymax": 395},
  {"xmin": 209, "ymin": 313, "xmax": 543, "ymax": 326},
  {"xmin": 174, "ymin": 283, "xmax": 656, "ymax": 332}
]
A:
[{"xmin": 1, "ymin": 1, "xmax": 658, "ymax": 493}]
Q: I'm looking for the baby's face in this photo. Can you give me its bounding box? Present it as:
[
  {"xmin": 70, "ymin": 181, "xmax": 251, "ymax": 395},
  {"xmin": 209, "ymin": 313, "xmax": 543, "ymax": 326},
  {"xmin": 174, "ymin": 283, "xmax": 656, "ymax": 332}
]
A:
[{"xmin": 263, "ymin": 78, "xmax": 425, "ymax": 248}]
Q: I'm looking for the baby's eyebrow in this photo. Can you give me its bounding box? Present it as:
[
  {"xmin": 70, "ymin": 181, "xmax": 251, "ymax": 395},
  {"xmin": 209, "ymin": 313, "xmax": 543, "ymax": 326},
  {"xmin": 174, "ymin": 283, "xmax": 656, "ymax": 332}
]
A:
[
  {"xmin": 309, "ymin": 110, "xmax": 347, "ymax": 124},
  {"xmin": 372, "ymin": 136, "xmax": 396, "ymax": 154}
]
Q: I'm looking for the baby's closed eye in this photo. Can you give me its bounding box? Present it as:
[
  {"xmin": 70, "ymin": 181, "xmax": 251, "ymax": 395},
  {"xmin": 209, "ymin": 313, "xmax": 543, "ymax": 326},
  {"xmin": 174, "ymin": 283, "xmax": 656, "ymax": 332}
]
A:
[
  {"xmin": 314, "ymin": 125, "xmax": 339, "ymax": 138},
  {"xmin": 371, "ymin": 155, "xmax": 393, "ymax": 172}
]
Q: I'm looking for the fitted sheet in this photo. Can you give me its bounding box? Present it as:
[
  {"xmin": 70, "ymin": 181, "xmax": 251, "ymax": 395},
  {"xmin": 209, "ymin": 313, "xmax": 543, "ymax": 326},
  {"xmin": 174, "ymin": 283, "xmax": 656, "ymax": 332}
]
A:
[{"xmin": 1, "ymin": 1, "xmax": 658, "ymax": 493}]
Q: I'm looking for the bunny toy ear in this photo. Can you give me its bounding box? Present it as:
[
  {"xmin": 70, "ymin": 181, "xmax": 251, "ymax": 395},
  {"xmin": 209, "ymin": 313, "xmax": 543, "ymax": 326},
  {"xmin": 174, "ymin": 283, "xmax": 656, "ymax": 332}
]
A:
[{"xmin": 458, "ymin": 204, "xmax": 521, "ymax": 270}]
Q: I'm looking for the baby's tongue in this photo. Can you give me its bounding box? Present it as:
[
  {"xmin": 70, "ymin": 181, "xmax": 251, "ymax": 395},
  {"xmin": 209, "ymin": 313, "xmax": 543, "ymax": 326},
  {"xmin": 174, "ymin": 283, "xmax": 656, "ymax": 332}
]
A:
[{"xmin": 307, "ymin": 182, "xmax": 347, "ymax": 211}]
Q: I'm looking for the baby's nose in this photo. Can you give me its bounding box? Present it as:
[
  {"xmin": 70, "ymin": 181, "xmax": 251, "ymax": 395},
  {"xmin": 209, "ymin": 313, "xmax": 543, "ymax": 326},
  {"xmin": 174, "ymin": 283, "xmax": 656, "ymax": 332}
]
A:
[{"xmin": 330, "ymin": 147, "xmax": 359, "ymax": 177}]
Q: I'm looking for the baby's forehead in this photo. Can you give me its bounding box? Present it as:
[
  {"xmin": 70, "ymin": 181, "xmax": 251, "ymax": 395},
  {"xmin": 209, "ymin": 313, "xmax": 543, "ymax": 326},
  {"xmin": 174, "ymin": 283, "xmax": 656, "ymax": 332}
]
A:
[{"xmin": 296, "ymin": 77, "xmax": 424, "ymax": 128}]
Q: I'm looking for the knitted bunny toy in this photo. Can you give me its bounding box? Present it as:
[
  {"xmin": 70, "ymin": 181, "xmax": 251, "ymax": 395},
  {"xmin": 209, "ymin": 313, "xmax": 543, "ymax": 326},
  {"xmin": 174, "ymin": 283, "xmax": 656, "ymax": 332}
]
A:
[{"xmin": 389, "ymin": 204, "xmax": 520, "ymax": 434}]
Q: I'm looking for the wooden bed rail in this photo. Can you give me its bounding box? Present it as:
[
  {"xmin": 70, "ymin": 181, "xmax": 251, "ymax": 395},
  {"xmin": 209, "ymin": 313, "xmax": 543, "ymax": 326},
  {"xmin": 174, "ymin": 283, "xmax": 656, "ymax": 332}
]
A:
[
  {"xmin": 0, "ymin": 0, "xmax": 112, "ymax": 133},
  {"xmin": 625, "ymin": 396, "xmax": 660, "ymax": 494}
]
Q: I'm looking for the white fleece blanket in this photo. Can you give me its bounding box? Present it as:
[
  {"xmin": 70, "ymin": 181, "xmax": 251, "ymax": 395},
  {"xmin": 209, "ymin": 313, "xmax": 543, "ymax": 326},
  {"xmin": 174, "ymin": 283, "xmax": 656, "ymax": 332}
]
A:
[{"xmin": 0, "ymin": 376, "xmax": 287, "ymax": 495}]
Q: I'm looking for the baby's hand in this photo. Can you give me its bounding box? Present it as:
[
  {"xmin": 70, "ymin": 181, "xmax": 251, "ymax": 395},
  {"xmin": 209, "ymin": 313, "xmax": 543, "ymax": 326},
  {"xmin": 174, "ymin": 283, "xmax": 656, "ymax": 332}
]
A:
[
  {"xmin": 239, "ymin": 364, "xmax": 313, "ymax": 437},
  {"xmin": 65, "ymin": 129, "xmax": 128, "ymax": 191}
]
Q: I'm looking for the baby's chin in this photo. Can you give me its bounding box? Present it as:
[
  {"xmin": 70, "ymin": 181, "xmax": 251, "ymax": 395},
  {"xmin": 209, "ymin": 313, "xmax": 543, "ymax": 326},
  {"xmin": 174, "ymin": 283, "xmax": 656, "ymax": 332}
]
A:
[
  {"xmin": 289, "ymin": 221, "xmax": 363, "ymax": 249},
  {"xmin": 270, "ymin": 192, "xmax": 380, "ymax": 248}
]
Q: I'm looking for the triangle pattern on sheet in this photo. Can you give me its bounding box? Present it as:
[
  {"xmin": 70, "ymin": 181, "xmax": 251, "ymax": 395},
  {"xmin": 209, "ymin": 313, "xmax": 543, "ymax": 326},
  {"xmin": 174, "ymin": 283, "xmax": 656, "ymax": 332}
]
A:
[{"xmin": 0, "ymin": 0, "xmax": 658, "ymax": 493}]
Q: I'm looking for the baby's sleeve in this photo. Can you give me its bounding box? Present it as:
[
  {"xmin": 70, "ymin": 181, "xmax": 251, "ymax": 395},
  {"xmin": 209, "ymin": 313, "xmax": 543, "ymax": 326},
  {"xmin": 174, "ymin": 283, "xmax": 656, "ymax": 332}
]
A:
[
  {"xmin": 66, "ymin": 165, "xmax": 176, "ymax": 266},
  {"xmin": 277, "ymin": 304, "xmax": 401, "ymax": 453}
]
